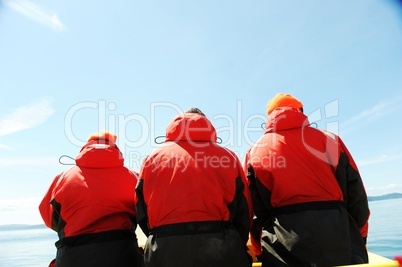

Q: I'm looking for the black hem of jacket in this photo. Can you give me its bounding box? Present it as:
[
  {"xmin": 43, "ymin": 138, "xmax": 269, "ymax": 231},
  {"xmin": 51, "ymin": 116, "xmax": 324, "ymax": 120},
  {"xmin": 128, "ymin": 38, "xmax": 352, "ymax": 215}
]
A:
[{"xmin": 55, "ymin": 229, "xmax": 136, "ymax": 249}]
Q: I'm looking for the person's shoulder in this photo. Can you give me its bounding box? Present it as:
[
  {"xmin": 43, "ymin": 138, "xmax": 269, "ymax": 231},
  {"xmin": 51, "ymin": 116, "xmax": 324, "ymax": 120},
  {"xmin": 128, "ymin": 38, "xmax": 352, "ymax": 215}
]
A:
[
  {"xmin": 316, "ymin": 129, "xmax": 341, "ymax": 141},
  {"xmin": 218, "ymin": 146, "xmax": 241, "ymax": 161},
  {"xmin": 144, "ymin": 144, "xmax": 173, "ymax": 157},
  {"xmin": 113, "ymin": 167, "xmax": 140, "ymax": 183},
  {"xmin": 128, "ymin": 169, "xmax": 139, "ymax": 178},
  {"xmin": 58, "ymin": 166, "xmax": 77, "ymax": 177}
]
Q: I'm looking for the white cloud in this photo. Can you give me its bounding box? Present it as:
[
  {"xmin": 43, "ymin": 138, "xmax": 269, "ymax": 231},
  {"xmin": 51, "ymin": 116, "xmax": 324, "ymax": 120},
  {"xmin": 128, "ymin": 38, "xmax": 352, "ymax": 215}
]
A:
[
  {"xmin": 357, "ymin": 153, "xmax": 402, "ymax": 167},
  {"xmin": 0, "ymin": 156, "xmax": 57, "ymax": 167},
  {"xmin": 4, "ymin": 0, "xmax": 65, "ymax": 31},
  {"xmin": 0, "ymin": 97, "xmax": 54, "ymax": 137},
  {"xmin": 0, "ymin": 197, "xmax": 43, "ymax": 225},
  {"xmin": 341, "ymin": 96, "xmax": 402, "ymax": 133},
  {"xmin": 0, "ymin": 197, "xmax": 40, "ymax": 210},
  {"xmin": 0, "ymin": 143, "xmax": 13, "ymax": 150}
]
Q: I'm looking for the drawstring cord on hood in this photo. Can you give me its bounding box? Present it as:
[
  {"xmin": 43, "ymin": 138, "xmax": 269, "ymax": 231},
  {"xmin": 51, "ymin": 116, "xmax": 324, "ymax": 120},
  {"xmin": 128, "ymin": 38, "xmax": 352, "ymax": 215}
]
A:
[
  {"xmin": 59, "ymin": 155, "xmax": 75, "ymax": 165},
  {"xmin": 154, "ymin": 135, "xmax": 165, "ymax": 144}
]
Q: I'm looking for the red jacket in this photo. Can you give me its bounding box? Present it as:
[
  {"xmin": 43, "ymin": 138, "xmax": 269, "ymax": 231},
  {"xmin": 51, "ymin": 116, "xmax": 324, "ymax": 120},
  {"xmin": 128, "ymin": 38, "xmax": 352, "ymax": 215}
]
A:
[
  {"xmin": 245, "ymin": 107, "xmax": 369, "ymax": 260},
  {"xmin": 39, "ymin": 140, "xmax": 138, "ymax": 238},
  {"xmin": 136, "ymin": 113, "xmax": 252, "ymax": 244}
]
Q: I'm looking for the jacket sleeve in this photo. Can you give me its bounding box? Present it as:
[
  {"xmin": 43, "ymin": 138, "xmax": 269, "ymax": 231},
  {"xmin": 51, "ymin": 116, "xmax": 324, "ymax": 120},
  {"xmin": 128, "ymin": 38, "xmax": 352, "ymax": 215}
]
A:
[
  {"xmin": 223, "ymin": 150, "xmax": 248, "ymax": 246},
  {"xmin": 135, "ymin": 177, "xmax": 150, "ymax": 237},
  {"xmin": 246, "ymin": 164, "xmax": 266, "ymax": 256},
  {"xmin": 39, "ymin": 172, "xmax": 63, "ymax": 231},
  {"xmin": 232, "ymin": 151, "xmax": 253, "ymax": 223},
  {"xmin": 230, "ymin": 175, "xmax": 251, "ymax": 245},
  {"xmin": 226, "ymin": 151, "xmax": 252, "ymax": 246},
  {"xmin": 334, "ymin": 137, "xmax": 370, "ymax": 239},
  {"xmin": 243, "ymin": 151, "xmax": 267, "ymax": 257}
]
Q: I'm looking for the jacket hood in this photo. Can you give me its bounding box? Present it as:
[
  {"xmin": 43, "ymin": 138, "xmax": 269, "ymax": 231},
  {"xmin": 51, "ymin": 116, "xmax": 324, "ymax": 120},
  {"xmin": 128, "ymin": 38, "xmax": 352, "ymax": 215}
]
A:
[
  {"xmin": 265, "ymin": 107, "xmax": 310, "ymax": 133},
  {"xmin": 75, "ymin": 140, "xmax": 124, "ymax": 168},
  {"xmin": 165, "ymin": 113, "xmax": 217, "ymax": 142}
]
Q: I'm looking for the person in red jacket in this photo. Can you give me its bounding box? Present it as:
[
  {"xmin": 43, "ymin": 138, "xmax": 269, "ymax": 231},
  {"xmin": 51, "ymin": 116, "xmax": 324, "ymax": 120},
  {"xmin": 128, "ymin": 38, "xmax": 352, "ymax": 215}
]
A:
[
  {"xmin": 135, "ymin": 108, "xmax": 253, "ymax": 267},
  {"xmin": 244, "ymin": 93, "xmax": 370, "ymax": 267},
  {"xmin": 39, "ymin": 131, "xmax": 141, "ymax": 267}
]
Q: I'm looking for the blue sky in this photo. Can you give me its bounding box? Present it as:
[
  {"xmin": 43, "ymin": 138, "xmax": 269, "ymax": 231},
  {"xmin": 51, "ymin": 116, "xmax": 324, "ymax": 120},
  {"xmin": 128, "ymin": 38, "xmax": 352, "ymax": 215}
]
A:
[{"xmin": 0, "ymin": 0, "xmax": 402, "ymax": 225}]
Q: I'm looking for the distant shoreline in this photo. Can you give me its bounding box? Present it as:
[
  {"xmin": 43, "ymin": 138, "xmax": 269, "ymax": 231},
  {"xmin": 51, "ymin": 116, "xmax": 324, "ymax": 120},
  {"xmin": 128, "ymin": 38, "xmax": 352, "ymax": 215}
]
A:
[
  {"xmin": 368, "ymin": 193, "xmax": 402, "ymax": 202},
  {"xmin": 0, "ymin": 224, "xmax": 47, "ymax": 231}
]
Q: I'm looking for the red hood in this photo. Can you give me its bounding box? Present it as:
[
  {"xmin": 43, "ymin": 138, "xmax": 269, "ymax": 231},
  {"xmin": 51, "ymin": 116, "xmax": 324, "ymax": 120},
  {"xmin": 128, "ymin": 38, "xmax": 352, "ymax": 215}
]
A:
[
  {"xmin": 265, "ymin": 107, "xmax": 310, "ymax": 133},
  {"xmin": 75, "ymin": 140, "xmax": 124, "ymax": 168},
  {"xmin": 165, "ymin": 113, "xmax": 217, "ymax": 142}
]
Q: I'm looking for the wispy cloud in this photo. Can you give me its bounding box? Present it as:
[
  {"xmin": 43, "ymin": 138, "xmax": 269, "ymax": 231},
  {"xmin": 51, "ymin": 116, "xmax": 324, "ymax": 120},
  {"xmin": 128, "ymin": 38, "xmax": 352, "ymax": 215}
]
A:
[
  {"xmin": 0, "ymin": 197, "xmax": 40, "ymax": 211},
  {"xmin": 0, "ymin": 197, "xmax": 43, "ymax": 225},
  {"xmin": 0, "ymin": 143, "xmax": 13, "ymax": 150},
  {"xmin": 0, "ymin": 97, "xmax": 55, "ymax": 137},
  {"xmin": 0, "ymin": 156, "xmax": 57, "ymax": 167},
  {"xmin": 357, "ymin": 153, "xmax": 402, "ymax": 167},
  {"xmin": 341, "ymin": 96, "xmax": 402, "ymax": 134},
  {"xmin": 4, "ymin": 0, "xmax": 65, "ymax": 31}
]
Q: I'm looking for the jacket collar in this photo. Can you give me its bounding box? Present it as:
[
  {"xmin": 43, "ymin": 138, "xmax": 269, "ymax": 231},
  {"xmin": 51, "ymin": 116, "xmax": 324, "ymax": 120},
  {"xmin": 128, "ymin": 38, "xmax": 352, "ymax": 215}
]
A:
[
  {"xmin": 75, "ymin": 140, "xmax": 124, "ymax": 168},
  {"xmin": 265, "ymin": 107, "xmax": 310, "ymax": 133},
  {"xmin": 165, "ymin": 113, "xmax": 217, "ymax": 142}
]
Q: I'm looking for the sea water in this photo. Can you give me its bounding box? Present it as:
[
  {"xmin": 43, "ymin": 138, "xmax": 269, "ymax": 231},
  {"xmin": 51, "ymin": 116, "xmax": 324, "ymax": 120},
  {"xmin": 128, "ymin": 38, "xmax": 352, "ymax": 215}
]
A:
[
  {"xmin": 0, "ymin": 226, "xmax": 56, "ymax": 267},
  {"xmin": 0, "ymin": 198, "xmax": 401, "ymax": 267},
  {"xmin": 366, "ymin": 198, "xmax": 402, "ymax": 259}
]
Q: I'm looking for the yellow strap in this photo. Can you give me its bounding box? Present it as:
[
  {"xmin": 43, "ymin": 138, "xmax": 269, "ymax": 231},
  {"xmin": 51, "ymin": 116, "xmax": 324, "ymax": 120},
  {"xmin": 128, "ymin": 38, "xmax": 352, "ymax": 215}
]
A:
[
  {"xmin": 254, "ymin": 261, "xmax": 399, "ymax": 267},
  {"xmin": 335, "ymin": 260, "xmax": 400, "ymax": 267}
]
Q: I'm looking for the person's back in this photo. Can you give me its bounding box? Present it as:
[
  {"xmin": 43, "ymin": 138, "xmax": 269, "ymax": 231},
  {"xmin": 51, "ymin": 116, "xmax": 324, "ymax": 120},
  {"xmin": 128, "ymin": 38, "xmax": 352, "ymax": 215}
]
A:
[
  {"xmin": 136, "ymin": 109, "xmax": 252, "ymax": 267},
  {"xmin": 39, "ymin": 131, "xmax": 141, "ymax": 267},
  {"xmin": 245, "ymin": 94, "xmax": 369, "ymax": 267}
]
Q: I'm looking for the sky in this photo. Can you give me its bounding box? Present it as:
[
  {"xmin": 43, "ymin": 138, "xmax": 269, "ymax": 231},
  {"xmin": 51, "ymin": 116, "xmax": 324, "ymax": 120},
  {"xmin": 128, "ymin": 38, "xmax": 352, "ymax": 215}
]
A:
[{"xmin": 0, "ymin": 0, "xmax": 402, "ymax": 226}]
